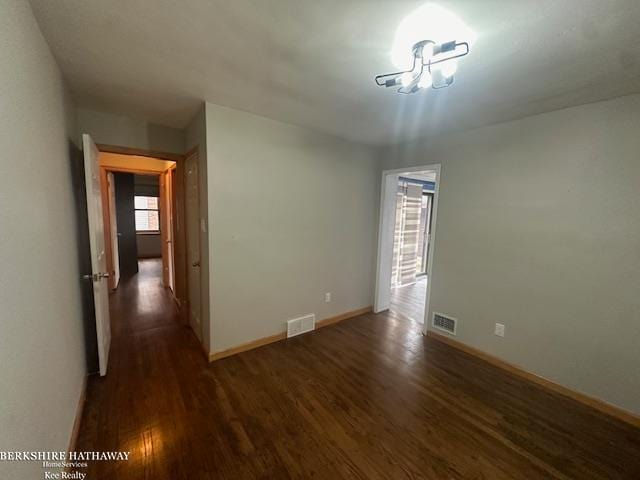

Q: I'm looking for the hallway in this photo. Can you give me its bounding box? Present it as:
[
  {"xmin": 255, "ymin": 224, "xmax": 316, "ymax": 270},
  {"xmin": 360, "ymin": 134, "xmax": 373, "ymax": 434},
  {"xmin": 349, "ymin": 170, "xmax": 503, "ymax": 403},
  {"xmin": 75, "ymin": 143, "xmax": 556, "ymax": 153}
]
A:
[
  {"xmin": 76, "ymin": 258, "xmax": 207, "ymax": 478},
  {"xmin": 389, "ymin": 276, "xmax": 427, "ymax": 324},
  {"xmin": 110, "ymin": 259, "xmax": 178, "ymax": 335},
  {"xmin": 74, "ymin": 261, "xmax": 640, "ymax": 479}
]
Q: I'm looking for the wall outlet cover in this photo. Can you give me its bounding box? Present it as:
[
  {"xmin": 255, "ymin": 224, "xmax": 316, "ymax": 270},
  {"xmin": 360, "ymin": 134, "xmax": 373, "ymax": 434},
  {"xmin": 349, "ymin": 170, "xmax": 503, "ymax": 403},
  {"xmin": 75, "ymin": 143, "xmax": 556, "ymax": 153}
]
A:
[{"xmin": 494, "ymin": 323, "xmax": 505, "ymax": 337}]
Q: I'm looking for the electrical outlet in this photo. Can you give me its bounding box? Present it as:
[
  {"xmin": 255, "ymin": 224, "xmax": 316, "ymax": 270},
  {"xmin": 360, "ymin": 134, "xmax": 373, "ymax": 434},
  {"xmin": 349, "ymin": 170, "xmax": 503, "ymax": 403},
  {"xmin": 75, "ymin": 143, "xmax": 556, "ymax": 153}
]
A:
[
  {"xmin": 324, "ymin": 292, "xmax": 331, "ymax": 303},
  {"xmin": 494, "ymin": 323, "xmax": 505, "ymax": 337}
]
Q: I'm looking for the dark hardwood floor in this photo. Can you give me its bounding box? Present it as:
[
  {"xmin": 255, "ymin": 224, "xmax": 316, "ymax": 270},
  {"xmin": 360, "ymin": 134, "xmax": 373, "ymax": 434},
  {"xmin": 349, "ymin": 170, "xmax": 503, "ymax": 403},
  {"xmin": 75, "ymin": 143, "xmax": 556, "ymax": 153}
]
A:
[
  {"xmin": 77, "ymin": 259, "xmax": 640, "ymax": 479},
  {"xmin": 390, "ymin": 276, "xmax": 427, "ymax": 323}
]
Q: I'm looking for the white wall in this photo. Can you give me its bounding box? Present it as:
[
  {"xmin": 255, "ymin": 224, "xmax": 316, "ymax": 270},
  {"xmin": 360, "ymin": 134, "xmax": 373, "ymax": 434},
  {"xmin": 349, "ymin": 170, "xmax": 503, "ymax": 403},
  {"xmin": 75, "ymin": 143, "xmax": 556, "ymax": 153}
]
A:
[
  {"xmin": 205, "ymin": 103, "xmax": 379, "ymax": 353},
  {"xmin": 0, "ymin": 0, "xmax": 86, "ymax": 476},
  {"xmin": 379, "ymin": 95, "xmax": 640, "ymax": 414},
  {"xmin": 77, "ymin": 108, "xmax": 185, "ymax": 154}
]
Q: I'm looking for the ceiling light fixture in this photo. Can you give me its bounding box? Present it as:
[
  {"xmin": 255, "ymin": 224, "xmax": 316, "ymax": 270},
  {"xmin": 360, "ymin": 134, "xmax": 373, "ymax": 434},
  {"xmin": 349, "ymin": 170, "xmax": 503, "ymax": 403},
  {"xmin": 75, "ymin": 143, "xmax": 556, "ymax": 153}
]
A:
[
  {"xmin": 375, "ymin": 39, "xmax": 469, "ymax": 94},
  {"xmin": 375, "ymin": 3, "xmax": 474, "ymax": 94}
]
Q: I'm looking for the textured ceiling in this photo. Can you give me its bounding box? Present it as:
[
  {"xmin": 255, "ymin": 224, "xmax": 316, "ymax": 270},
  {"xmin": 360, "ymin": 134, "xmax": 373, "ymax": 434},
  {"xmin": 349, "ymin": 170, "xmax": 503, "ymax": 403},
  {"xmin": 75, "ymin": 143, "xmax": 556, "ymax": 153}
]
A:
[{"xmin": 30, "ymin": 0, "xmax": 640, "ymax": 145}]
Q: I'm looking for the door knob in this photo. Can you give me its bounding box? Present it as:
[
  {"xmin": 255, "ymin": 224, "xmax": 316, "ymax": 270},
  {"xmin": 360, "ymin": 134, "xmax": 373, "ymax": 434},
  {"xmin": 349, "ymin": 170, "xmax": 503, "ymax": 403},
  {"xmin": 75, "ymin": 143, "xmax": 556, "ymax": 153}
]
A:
[{"xmin": 191, "ymin": 261, "xmax": 200, "ymax": 267}]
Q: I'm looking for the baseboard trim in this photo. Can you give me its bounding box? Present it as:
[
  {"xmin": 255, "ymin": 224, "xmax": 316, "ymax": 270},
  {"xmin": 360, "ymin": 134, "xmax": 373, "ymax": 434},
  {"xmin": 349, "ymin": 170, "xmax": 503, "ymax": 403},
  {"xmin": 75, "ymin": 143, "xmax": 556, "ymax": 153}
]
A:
[
  {"xmin": 316, "ymin": 306, "xmax": 373, "ymax": 328},
  {"xmin": 209, "ymin": 306, "xmax": 373, "ymax": 362},
  {"xmin": 209, "ymin": 331, "xmax": 287, "ymax": 362},
  {"xmin": 426, "ymin": 330, "xmax": 640, "ymax": 428},
  {"xmin": 67, "ymin": 375, "xmax": 88, "ymax": 456}
]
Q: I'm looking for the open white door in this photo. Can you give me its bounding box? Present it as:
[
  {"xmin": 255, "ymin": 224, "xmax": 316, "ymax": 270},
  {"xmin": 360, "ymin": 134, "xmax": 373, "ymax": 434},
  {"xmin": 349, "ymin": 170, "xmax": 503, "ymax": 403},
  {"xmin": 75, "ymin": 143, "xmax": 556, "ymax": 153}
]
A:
[{"xmin": 82, "ymin": 134, "xmax": 112, "ymax": 376}]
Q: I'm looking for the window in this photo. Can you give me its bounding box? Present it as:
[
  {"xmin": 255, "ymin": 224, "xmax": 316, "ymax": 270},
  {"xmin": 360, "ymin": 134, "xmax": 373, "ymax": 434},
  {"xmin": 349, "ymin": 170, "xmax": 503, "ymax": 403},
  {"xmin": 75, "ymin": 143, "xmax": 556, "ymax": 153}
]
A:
[{"xmin": 134, "ymin": 196, "xmax": 159, "ymax": 232}]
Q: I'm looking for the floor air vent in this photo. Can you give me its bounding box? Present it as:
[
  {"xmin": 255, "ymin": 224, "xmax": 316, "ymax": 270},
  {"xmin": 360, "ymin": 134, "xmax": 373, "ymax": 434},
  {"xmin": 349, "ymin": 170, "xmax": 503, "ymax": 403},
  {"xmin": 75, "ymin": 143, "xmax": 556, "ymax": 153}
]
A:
[
  {"xmin": 432, "ymin": 312, "xmax": 457, "ymax": 335},
  {"xmin": 287, "ymin": 314, "xmax": 316, "ymax": 338}
]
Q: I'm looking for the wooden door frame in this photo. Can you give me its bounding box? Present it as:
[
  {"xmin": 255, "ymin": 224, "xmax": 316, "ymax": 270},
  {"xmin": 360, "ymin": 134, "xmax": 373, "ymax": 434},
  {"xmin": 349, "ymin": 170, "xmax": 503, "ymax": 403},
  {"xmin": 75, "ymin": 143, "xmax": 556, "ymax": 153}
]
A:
[
  {"xmin": 159, "ymin": 166, "xmax": 174, "ymax": 291},
  {"xmin": 99, "ymin": 168, "xmax": 116, "ymax": 290},
  {"xmin": 96, "ymin": 143, "xmax": 190, "ymax": 325},
  {"xmin": 102, "ymin": 171, "xmax": 120, "ymax": 290},
  {"xmin": 168, "ymin": 163, "xmax": 178, "ymax": 294}
]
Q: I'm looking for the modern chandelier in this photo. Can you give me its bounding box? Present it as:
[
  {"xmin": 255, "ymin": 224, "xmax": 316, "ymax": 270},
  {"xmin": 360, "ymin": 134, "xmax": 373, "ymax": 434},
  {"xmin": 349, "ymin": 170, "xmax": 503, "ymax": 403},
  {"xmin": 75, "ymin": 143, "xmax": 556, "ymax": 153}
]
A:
[{"xmin": 375, "ymin": 39, "xmax": 469, "ymax": 94}]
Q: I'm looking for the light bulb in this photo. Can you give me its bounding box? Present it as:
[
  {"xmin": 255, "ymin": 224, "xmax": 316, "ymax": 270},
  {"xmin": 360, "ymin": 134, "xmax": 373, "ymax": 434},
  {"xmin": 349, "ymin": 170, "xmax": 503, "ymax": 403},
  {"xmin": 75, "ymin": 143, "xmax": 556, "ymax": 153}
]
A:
[
  {"xmin": 434, "ymin": 59, "xmax": 457, "ymax": 78},
  {"xmin": 391, "ymin": 4, "xmax": 476, "ymax": 69},
  {"xmin": 418, "ymin": 72, "xmax": 432, "ymax": 89},
  {"xmin": 400, "ymin": 72, "xmax": 414, "ymax": 87}
]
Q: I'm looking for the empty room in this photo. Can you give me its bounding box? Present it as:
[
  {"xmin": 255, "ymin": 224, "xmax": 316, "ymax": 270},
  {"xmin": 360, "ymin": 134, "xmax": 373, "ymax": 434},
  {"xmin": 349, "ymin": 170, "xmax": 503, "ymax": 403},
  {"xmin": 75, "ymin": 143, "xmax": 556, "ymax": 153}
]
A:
[{"xmin": 1, "ymin": 1, "xmax": 639, "ymax": 479}]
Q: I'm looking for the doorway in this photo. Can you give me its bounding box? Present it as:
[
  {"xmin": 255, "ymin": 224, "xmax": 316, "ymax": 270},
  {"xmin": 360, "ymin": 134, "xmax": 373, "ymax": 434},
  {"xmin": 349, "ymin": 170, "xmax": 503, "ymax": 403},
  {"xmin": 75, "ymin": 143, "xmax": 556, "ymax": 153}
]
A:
[
  {"xmin": 99, "ymin": 153, "xmax": 177, "ymax": 294},
  {"xmin": 375, "ymin": 165, "xmax": 441, "ymax": 333},
  {"xmin": 81, "ymin": 138, "xmax": 207, "ymax": 376},
  {"xmin": 80, "ymin": 134, "xmax": 209, "ymax": 377}
]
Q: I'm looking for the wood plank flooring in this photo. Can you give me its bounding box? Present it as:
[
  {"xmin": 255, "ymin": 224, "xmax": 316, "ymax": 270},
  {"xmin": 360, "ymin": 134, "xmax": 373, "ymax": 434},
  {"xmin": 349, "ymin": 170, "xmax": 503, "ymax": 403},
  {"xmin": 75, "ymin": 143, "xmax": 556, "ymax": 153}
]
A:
[
  {"xmin": 76, "ymin": 259, "xmax": 640, "ymax": 479},
  {"xmin": 390, "ymin": 276, "xmax": 427, "ymax": 323}
]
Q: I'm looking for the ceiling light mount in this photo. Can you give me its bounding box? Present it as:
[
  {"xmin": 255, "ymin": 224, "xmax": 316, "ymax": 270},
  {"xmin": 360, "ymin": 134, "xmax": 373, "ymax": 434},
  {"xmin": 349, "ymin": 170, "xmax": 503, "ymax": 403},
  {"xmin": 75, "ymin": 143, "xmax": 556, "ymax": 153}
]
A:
[{"xmin": 375, "ymin": 39, "xmax": 469, "ymax": 94}]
